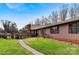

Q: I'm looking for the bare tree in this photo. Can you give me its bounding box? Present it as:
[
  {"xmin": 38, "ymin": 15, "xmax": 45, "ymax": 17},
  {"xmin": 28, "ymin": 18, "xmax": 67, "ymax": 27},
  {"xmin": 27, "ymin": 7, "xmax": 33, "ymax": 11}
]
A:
[
  {"xmin": 18, "ymin": 27, "xmax": 27, "ymax": 39},
  {"xmin": 41, "ymin": 16, "xmax": 49, "ymax": 25},
  {"xmin": 48, "ymin": 15, "xmax": 52, "ymax": 24},
  {"xmin": 40, "ymin": 16, "xmax": 45, "ymax": 25},
  {"xmin": 10, "ymin": 22, "xmax": 18, "ymax": 34},
  {"xmin": 35, "ymin": 18, "xmax": 41, "ymax": 25},
  {"xmin": 69, "ymin": 4, "xmax": 79, "ymax": 19},
  {"xmin": 51, "ymin": 11, "xmax": 58, "ymax": 23},
  {"xmin": 1, "ymin": 20, "xmax": 11, "ymax": 33},
  {"xmin": 59, "ymin": 5, "xmax": 68, "ymax": 21},
  {"xmin": 44, "ymin": 17, "xmax": 49, "ymax": 25},
  {"xmin": 1, "ymin": 20, "xmax": 18, "ymax": 34}
]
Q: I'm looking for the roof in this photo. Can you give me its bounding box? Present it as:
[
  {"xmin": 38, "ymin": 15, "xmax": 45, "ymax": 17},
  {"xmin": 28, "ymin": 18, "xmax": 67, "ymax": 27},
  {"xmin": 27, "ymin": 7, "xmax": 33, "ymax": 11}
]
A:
[{"xmin": 31, "ymin": 17, "xmax": 79, "ymax": 30}]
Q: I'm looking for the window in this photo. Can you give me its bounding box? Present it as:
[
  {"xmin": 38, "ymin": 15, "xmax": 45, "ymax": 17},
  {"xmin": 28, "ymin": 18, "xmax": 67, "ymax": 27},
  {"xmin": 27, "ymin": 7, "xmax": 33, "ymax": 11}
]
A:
[
  {"xmin": 50, "ymin": 26, "xmax": 59, "ymax": 34},
  {"xmin": 69, "ymin": 22, "xmax": 79, "ymax": 34},
  {"xmin": 77, "ymin": 22, "xmax": 79, "ymax": 33},
  {"xmin": 40, "ymin": 29, "xmax": 44, "ymax": 35}
]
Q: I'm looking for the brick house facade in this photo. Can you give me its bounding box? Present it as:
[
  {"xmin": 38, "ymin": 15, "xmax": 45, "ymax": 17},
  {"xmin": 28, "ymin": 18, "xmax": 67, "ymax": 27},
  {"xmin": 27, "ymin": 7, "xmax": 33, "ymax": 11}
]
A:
[{"xmin": 26, "ymin": 18, "xmax": 79, "ymax": 44}]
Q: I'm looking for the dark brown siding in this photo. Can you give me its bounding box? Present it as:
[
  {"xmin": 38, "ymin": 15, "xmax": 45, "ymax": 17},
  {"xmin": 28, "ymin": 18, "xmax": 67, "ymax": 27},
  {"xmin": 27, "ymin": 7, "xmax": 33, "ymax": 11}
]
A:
[
  {"xmin": 36, "ymin": 21, "xmax": 79, "ymax": 40},
  {"xmin": 30, "ymin": 21, "xmax": 79, "ymax": 44}
]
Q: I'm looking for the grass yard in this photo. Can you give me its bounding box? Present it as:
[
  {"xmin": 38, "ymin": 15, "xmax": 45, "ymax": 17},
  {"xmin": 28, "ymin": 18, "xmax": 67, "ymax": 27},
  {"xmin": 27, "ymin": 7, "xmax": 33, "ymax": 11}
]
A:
[
  {"xmin": 0, "ymin": 38, "xmax": 32, "ymax": 55},
  {"xmin": 24, "ymin": 37, "xmax": 79, "ymax": 55}
]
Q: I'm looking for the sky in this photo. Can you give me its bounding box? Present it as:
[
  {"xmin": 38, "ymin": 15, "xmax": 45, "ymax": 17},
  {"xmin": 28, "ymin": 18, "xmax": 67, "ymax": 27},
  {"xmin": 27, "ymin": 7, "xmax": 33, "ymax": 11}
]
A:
[{"xmin": 0, "ymin": 3, "xmax": 65, "ymax": 29}]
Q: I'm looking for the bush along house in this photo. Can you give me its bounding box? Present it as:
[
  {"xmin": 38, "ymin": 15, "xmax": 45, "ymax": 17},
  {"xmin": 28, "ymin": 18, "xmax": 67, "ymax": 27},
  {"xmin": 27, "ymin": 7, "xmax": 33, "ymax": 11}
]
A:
[{"xmin": 26, "ymin": 17, "xmax": 79, "ymax": 44}]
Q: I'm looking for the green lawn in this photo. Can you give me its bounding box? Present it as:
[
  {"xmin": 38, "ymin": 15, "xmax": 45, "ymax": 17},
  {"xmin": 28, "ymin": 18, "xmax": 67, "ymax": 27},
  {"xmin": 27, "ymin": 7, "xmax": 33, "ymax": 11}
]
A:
[
  {"xmin": 24, "ymin": 37, "xmax": 79, "ymax": 55},
  {"xmin": 0, "ymin": 38, "xmax": 32, "ymax": 55}
]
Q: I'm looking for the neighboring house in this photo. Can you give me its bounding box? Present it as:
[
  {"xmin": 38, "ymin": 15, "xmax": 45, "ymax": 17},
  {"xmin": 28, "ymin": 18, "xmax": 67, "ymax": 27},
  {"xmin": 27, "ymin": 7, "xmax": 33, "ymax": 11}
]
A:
[
  {"xmin": 0, "ymin": 28, "xmax": 23, "ymax": 39},
  {"xmin": 0, "ymin": 28, "xmax": 5, "ymax": 37},
  {"xmin": 26, "ymin": 17, "xmax": 79, "ymax": 42}
]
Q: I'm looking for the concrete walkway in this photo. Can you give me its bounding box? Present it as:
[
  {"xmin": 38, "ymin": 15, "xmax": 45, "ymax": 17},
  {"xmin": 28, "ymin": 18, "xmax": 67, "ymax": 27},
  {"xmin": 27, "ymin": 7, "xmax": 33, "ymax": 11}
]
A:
[{"xmin": 18, "ymin": 40, "xmax": 44, "ymax": 55}]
